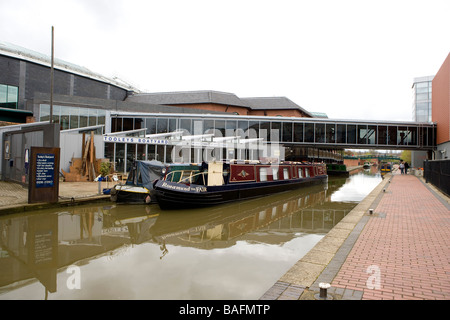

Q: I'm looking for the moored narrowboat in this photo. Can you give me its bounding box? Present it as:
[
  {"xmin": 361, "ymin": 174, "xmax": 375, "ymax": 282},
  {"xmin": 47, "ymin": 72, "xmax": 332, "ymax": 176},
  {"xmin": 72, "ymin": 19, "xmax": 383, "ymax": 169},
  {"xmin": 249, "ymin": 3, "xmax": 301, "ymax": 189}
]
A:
[
  {"xmin": 153, "ymin": 160, "xmax": 327, "ymax": 210},
  {"xmin": 110, "ymin": 160, "xmax": 167, "ymax": 204}
]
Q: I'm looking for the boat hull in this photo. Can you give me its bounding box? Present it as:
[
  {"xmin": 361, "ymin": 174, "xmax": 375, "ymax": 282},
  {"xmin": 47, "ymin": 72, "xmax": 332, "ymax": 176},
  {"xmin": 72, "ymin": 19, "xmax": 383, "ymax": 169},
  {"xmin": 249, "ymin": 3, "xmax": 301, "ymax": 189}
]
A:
[
  {"xmin": 154, "ymin": 175, "xmax": 328, "ymax": 210},
  {"xmin": 110, "ymin": 185, "xmax": 157, "ymax": 204}
]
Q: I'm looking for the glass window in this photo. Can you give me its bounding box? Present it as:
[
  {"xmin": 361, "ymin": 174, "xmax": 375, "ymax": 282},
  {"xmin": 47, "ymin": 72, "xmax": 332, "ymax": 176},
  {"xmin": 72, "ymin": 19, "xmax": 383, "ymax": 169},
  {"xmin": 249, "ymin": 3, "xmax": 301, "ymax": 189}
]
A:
[
  {"xmin": 378, "ymin": 126, "xmax": 387, "ymax": 145},
  {"xmin": 237, "ymin": 120, "xmax": 249, "ymax": 138},
  {"xmin": 315, "ymin": 123, "xmax": 325, "ymax": 143},
  {"xmin": 157, "ymin": 118, "xmax": 168, "ymax": 133},
  {"xmin": 157, "ymin": 145, "xmax": 165, "ymax": 162},
  {"xmin": 52, "ymin": 105, "xmax": 60, "ymax": 124},
  {"xmin": 126, "ymin": 144, "xmax": 136, "ymax": 173},
  {"xmin": 326, "ymin": 124, "xmax": 335, "ymax": 143},
  {"xmin": 272, "ymin": 166, "xmax": 278, "ymax": 180},
  {"xmin": 137, "ymin": 144, "xmax": 146, "ymax": 161},
  {"xmin": 215, "ymin": 120, "xmax": 225, "ymax": 138},
  {"xmin": 368, "ymin": 125, "xmax": 376, "ymax": 145},
  {"xmin": 304, "ymin": 123, "xmax": 314, "ymax": 143},
  {"xmin": 169, "ymin": 119, "xmax": 177, "ymax": 132},
  {"xmin": 180, "ymin": 118, "xmax": 191, "ymax": 135},
  {"xmin": 259, "ymin": 167, "xmax": 267, "ymax": 181},
  {"xmin": 0, "ymin": 85, "xmax": 6, "ymax": 104},
  {"xmin": 388, "ymin": 126, "xmax": 397, "ymax": 145},
  {"xmin": 39, "ymin": 104, "xmax": 50, "ymax": 122},
  {"xmin": 115, "ymin": 143, "xmax": 125, "ymax": 173},
  {"xmin": 7, "ymin": 86, "xmax": 18, "ymax": 107},
  {"xmin": 89, "ymin": 109, "xmax": 98, "ymax": 127},
  {"xmin": 337, "ymin": 124, "xmax": 346, "ymax": 143},
  {"xmin": 398, "ymin": 126, "xmax": 409, "ymax": 145},
  {"xmin": 358, "ymin": 125, "xmax": 367, "ymax": 144},
  {"xmin": 283, "ymin": 168, "xmax": 289, "ymax": 179},
  {"xmin": 226, "ymin": 120, "xmax": 237, "ymax": 137},
  {"xmin": 134, "ymin": 118, "xmax": 144, "ymax": 130},
  {"xmin": 248, "ymin": 121, "xmax": 259, "ymax": 139},
  {"xmin": 409, "ymin": 127, "xmax": 417, "ymax": 145},
  {"xmin": 298, "ymin": 167, "xmax": 303, "ymax": 178},
  {"xmin": 104, "ymin": 143, "xmax": 115, "ymax": 171},
  {"xmin": 294, "ymin": 123, "xmax": 303, "ymax": 142},
  {"xmin": 60, "ymin": 106, "xmax": 70, "ymax": 130},
  {"xmin": 416, "ymin": 93, "xmax": 429, "ymax": 101},
  {"xmin": 192, "ymin": 120, "xmax": 203, "ymax": 135},
  {"xmin": 69, "ymin": 107, "xmax": 79, "ymax": 129},
  {"xmin": 80, "ymin": 109, "xmax": 88, "ymax": 128},
  {"xmin": 271, "ymin": 122, "xmax": 281, "ymax": 142},
  {"xmin": 98, "ymin": 109, "xmax": 106, "ymax": 125},
  {"xmin": 282, "ymin": 122, "xmax": 292, "ymax": 142},
  {"xmin": 146, "ymin": 118, "xmax": 156, "ymax": 134},
  {"xmin": 0, "ymin": 84, "xmax": 18, "ymax": 109},
  {"xmin": 122, "ymin": 118, "xmax": 134, "ymax": 131},
  {"xmin": 347, "ymin": 125, "xmax": 356, "ymax": 144},
  {"xmin": 305, "ymin": 167, "xmax": 310, "ymax": 177},
  {"xmin": 204, "ymin": 119, "xmax": 215, "ymax": 135},
  {"xmin": 260, "ymin": 121, "xmax": 270, "ymax": 142}
]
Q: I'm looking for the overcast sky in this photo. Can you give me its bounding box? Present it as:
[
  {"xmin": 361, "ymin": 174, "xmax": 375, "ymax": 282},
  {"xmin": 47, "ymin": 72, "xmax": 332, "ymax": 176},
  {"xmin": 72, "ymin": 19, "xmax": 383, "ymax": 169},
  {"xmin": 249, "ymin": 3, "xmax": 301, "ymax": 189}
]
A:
[{"xmin": 1, "ymin": 0, "xmax": 449, "ymax": 121}]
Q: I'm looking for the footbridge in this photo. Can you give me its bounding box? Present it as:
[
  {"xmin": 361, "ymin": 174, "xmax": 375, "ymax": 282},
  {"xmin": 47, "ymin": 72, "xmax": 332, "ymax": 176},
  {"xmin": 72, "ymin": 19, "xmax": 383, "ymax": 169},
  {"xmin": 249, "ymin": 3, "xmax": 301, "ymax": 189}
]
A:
[{"xmin": 109, "ymin": 112, "xmax": 436, "ymax": 151}]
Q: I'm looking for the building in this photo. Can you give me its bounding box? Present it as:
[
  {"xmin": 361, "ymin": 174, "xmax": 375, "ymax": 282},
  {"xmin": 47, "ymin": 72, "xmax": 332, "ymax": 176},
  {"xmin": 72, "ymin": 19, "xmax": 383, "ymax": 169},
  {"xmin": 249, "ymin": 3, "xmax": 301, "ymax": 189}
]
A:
[
  {"xmin": 0, "ymin": 41, "xmax": 441, "ymax": 184},
  {"xmin": 432, "ymin": 52, "xmax": 450, "ymax": 159},
  {"xmin": 0, "ymin": 41, "xmax": 327, "ymax": 182},
  {"xmin": 412, "ymin": 75, "xmax": 434, "ymax": 123},
  {"xmin": 411, "ymin": 75, "xmax": 434, "ymax": 167}
]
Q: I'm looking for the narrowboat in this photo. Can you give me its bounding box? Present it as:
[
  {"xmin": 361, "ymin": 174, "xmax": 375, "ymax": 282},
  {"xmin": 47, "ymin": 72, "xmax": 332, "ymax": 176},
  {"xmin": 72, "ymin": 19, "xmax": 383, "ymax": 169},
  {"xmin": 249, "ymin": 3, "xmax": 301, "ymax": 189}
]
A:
[
  {"xmin": 153, "ymin": 160, "xmax": 328, "ymax": 210},
  {"xmin": 380, "ymin": 162, "xmax": 392, "ymax": 172},
  {"xmin": 326, "ymin": 163, "xmax": 349, "ymax": 177},
  {"xmin": 110, "ymin": 161, "xmax": 203, "ymax": 204},
  {"xmin": 110, "ymin": 160, "xmax": 167, "ymax": 204}
]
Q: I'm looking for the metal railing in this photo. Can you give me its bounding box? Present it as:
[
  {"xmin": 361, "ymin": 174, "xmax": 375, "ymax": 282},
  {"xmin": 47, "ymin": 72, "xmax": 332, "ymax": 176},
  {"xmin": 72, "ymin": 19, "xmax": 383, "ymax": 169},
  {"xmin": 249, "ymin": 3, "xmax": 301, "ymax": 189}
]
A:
[{"xmin": 424, "ymin": 159, "xmax": 450, "ymax": 197}]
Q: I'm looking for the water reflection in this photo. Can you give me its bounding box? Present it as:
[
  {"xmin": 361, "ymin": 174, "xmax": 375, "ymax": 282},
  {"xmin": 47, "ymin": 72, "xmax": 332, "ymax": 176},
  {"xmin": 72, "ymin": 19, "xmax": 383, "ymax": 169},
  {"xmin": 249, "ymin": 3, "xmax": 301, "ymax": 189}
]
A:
[{"xmin": 0, "ymin": 170, "xmax": 380, "ymax": 299}]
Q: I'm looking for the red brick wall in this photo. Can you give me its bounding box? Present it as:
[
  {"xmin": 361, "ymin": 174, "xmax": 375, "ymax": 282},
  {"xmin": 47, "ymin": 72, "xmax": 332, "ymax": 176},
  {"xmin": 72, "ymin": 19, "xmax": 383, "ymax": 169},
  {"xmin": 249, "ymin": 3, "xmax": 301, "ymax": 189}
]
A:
[{"xmin": 432, "ymin": 52, "xmax": 450, "ymax": 144}]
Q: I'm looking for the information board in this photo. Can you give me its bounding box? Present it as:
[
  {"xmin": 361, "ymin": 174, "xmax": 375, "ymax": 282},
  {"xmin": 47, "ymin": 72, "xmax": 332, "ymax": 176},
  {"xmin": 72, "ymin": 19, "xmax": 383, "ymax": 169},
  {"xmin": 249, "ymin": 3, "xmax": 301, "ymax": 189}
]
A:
[
  {"xmin": 28, "ymin": 147, "xmax": 60, "ymax": 204},
  {"xmin": 36, "ymin": 153, "xmax": 55, "ymax": 188}
]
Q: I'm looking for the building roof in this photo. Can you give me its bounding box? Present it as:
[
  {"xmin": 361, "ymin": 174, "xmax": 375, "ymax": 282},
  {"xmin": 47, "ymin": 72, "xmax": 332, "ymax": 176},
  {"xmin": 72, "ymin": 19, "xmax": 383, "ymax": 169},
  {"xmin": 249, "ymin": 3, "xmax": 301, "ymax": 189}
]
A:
[
  {"xmin": 126, "ymin": 90, "xmax": 248, "ymax": 108},
  {"xmin": 0, "ymin": 41, "xmax": 140, "ymax": 93},
  {"xmin": 127, "ymin": 90, "xmax": 313, "ymax": 116},
  {"xmin": 241, "ymin": 97, "xmax": 313, "ymax": 116}
]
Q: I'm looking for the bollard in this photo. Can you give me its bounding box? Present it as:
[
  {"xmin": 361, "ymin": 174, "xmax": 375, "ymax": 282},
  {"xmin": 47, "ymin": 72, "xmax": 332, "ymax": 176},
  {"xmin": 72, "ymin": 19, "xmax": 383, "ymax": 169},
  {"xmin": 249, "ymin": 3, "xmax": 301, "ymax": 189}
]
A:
[
  {"xmin": 369, "ymin": 209, "xmax": 374, "ymax": 215},
  {"xmin": 319, "ymin": 283, "xmax": 330, "ymax": 299}
]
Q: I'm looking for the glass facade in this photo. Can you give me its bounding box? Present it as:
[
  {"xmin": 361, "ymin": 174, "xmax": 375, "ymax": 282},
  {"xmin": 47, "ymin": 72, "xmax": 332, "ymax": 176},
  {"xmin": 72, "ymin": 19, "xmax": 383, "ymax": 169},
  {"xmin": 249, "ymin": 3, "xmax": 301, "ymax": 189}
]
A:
[
  {"xmin": 39, "ymin": 104, "xmax": 106, "ymax": 131},
  {"xmin": 412, "ymin": 77, "xmax": 433, "ymax": 122},
  {"xmin": 0, "ymin": 84, "xmax": 19, "ymax": 109},
  {"xmin": 104, "ymin": 113, "xmax": 436, "ymax": 174}
]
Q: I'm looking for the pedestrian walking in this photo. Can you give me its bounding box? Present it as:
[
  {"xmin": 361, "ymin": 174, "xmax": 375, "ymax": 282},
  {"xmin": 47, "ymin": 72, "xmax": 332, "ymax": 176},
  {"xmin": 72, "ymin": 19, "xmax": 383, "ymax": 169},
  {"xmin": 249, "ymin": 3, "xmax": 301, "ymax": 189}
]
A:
[
  {"xmin": 404, "ymin": 162, "xmax": 409, "ymax": 174},
  {"xmin": 399, "ymin": 161, "xmax": 405, "ymax": 174}
]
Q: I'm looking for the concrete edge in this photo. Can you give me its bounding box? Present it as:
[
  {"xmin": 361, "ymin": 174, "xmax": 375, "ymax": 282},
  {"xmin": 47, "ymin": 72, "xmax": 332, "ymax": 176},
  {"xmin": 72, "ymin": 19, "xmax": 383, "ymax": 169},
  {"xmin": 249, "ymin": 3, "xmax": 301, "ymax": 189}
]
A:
[
  {"xmin": 261, "ymin": 173, "xmax": 392, "ymax": 299},
  {"xmin": 0, "ymin": 195, "xmax": 110, "ymax": 216}
]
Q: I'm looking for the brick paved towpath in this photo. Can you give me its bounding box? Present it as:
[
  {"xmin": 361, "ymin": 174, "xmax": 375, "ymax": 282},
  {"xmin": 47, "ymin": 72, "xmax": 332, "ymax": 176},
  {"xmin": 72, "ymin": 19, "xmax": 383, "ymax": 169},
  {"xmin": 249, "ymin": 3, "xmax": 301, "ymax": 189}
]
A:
[{"xmin": 261, "ymin": 172, "xmax": 450, "ymax": 300}]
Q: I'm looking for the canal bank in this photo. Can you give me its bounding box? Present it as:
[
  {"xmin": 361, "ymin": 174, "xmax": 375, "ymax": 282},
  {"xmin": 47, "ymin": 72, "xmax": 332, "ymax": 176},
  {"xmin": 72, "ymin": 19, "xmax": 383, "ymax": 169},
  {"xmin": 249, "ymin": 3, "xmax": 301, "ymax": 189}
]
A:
[
  {"xmin": 260, "ymin": 171, "xmax": 450, "ymax": 300},
  {"xmin": 0, "ymin": 181, "xmax": 110, "ymax": 216}
]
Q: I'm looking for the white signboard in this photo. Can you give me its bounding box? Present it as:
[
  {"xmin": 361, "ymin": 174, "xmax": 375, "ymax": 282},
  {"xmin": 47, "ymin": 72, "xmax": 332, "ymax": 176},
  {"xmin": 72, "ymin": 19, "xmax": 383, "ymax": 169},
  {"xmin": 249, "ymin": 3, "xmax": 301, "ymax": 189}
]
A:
[{"xmin": 103, "ymin": 136, "xmax": 169, "ymax": 145}]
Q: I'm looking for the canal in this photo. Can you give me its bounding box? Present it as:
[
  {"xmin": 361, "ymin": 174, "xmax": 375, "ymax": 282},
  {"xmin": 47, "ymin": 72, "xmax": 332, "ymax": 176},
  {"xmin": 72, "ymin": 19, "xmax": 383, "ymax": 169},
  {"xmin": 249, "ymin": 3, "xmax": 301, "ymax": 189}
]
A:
[{"xmin": 0, "ymin": 168, "xmax": 381, "ymax": 300}]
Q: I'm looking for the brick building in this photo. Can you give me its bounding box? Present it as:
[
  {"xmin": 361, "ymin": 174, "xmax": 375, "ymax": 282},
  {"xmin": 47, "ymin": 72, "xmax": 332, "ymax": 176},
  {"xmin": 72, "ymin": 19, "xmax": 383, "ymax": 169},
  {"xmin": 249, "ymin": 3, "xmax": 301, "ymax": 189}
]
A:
[{"xmin": 432, "ymin": 52, "xmax": 450, "ymax": 159}]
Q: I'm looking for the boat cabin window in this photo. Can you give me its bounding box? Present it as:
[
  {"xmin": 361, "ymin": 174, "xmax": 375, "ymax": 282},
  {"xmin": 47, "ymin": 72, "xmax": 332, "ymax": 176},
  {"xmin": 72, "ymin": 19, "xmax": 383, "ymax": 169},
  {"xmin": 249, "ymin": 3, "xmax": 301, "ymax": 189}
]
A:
[
  {"xmin": 259, "ymin": 167, "xmax": 267, "ymax": 181},
  {"xmin": 283, "ymin": 168, "xmax": 289, "ymax": 180},
  {"xmin": 305, "ymin": 168, "xmax": 310, "ymax": 177},
  {"xmin": 298, "ymin": 168, "xmax": 303, "ymax": 178},
  {"xmin": 272, "ymin": 167, "xmax": 278, "ymax": 180}
]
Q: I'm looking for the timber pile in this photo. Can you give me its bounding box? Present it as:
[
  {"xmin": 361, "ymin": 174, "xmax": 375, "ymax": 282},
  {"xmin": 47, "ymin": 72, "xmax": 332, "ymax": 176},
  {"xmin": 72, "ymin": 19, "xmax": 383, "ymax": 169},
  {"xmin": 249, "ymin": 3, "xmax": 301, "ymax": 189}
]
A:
[{"xmin": 62, "ymin": 132, "xmax": 109, "ymax": 182}]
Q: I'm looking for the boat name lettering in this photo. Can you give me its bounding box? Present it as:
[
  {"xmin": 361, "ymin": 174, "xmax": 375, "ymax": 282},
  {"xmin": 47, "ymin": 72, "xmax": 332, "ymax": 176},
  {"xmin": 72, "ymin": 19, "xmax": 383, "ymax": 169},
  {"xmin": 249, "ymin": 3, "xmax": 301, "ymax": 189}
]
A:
[{"xmin": 162, "ymin": 182, "xmax": 206, "ymax": 193}]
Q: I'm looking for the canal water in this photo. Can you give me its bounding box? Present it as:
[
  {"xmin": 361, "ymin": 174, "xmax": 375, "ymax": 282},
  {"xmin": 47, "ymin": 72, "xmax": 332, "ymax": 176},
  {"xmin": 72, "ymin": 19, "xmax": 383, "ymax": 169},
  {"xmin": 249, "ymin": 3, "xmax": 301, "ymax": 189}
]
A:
[{"xmin": 0, "ymin": 168, "xmax": 381, "ymax": 300}]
